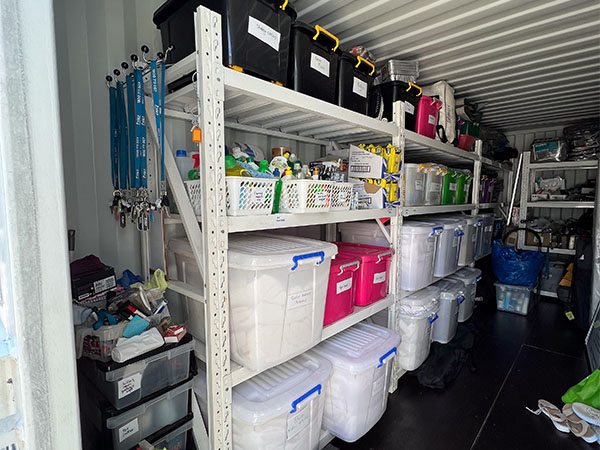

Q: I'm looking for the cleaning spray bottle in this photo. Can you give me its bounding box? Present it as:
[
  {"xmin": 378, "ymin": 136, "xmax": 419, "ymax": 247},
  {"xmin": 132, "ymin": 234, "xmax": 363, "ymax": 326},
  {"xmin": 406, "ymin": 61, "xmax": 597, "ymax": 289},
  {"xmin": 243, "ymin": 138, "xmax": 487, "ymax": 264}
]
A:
[{"xmin": 225, "ymin": 155, "xmax": 252, "ymax": 177}]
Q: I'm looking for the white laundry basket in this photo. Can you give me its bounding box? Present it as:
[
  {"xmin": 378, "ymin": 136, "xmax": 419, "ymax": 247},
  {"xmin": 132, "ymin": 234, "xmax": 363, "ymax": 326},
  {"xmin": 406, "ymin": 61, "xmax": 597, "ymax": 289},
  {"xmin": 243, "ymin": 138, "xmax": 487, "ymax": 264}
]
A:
[
  {"xmin": 403, "ymin": 163, "xmax": 427, "ymax": 206},
  {"xmin": 432, "ymin": 218, "xmax": 464, "ymax": 278},
  {"xmin": 448, "ymin": 267, "xmax": 482, "ymax": 322},
  {"xmin": 423, "ymin": 164, "xmax": 447, "ymax": 206},
  {"xmin": 329, "ymin": 182, "xmax": 355, "ymax": 211},
  {"xmin": 448, "ymin": 215, "xmax": 477, "ymax": 266},
  {"xmin": 431, "ymin": 279, "xmax": 463, "ymax": 344},
  {"xmin": 226, "ymin": 176, "xmax": 278, "ymax": 216},
  {"xmin": 338, "ymin": 221, "xmax": 391, "ymax": 248},
  {"xmin": 310, "ymin": 323, "xmax": 401, "ymax": 443},
  {"xmin": 397, "ymin": 286, "xmax": 440, "ymax": 371},
  {"xmin": 195, "ymin": 353, "xmax": 333, "ymax": 450},
  {"xmin": 279, "ymin": 179, "xmax": 333, "ymax": 213},
  {"xmin": 169, "ymin": 234, "xmax": 337, "ymax": 372},
  {"xmin": 399, "ymin": 221, "xmax": 443, "ymax": 291}
]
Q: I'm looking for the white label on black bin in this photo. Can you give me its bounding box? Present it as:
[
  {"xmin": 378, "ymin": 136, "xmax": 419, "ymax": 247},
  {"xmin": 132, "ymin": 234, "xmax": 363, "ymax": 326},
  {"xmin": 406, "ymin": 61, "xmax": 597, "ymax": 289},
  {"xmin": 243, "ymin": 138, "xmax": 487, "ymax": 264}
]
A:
[
  {"xmin": 288, "ymin": 289, "xmax": 313, "ymax": 310},
  {"xmin": 248, "ymin": 16, "xmax": 281, "ymax": 51},
  {"xmin": 118, "ymin": 373, "xmax": 142, "ymax": 399},
  {"xmin": 429, "ymin": 182, "xmax": 441, "ymax": 192},
  {"xmin": 428, "ymin": 114, "xmax": 436, "ymax": 125},
  {"xmin": 374, "ymin": 272, "xmax": 386, "ymax": 284},
  {"xmin": 94, "ymin": 275, "xmax": 116, "ymax": 293},
  {"xmin": 310, "ymin": 53, "xmax": 330, "ymax": 77},
  {"xmin": 352, "ymin": 77, "xmax": 368, "ymax": 98},
  {"xmin": 287, "ymin": 406, "xmax": 310, "ymax": 440},
  {"xmin": 449, "ymin": 183, "xmax": 457, "ymax": 191},
  {"xmin": 118, "ymin": 418, "xmax": 139, "ymax": 443},
  {"xmin": 405, "ymin": 101, "xmax": 415, "ymax": 115},
  {"xmin": 336, "ymin": 278, "xmax": 353, "ymax": 294},
  {"xmin": 415, "ymin": 179, "xmax": 424, "ymax": 191}
]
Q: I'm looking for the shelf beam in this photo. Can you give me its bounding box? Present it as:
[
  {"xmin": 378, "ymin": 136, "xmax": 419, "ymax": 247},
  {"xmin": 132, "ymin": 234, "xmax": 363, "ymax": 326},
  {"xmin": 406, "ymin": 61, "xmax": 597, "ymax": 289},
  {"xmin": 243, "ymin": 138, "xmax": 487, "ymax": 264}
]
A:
[
  {"xmin": 526, "ymin": 201, "xmax": 594, "ymax": 208},
  {"xmin": 403, "ymin": 204, "xmax": 476, "ymax": 216}
]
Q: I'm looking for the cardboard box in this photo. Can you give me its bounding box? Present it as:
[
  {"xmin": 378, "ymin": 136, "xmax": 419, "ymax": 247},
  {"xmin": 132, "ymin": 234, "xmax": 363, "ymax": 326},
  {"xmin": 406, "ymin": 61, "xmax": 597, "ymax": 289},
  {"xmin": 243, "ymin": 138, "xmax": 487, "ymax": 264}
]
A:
[
  {"xmin": 71, "ymin": 266, "xmax": 116, "ymax": 302},
  {"xmin": 526, "ymin": 232, "xmax": 552, "ymax": 247},
  {"xmin": 352, "ymin": 180, "xmax": 385, "ymax": 209}
]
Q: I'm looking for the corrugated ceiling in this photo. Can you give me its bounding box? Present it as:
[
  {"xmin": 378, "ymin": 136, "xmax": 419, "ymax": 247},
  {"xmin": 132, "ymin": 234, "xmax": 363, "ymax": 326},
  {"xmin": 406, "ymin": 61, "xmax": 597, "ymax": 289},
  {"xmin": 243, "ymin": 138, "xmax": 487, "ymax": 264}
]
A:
[{"xmin": 293, "ymin": 0, "xmax": 600, "ymax": 131}]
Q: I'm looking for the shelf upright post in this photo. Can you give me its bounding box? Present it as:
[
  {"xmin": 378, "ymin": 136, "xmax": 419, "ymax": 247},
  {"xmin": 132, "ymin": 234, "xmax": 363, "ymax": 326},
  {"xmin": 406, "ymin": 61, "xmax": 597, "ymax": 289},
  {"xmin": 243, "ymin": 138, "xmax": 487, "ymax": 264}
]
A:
[
  {"xmin": 472, "ymin": 139, "xmax": 483, "ymax": 217},
  {"xmin": 388, "ymin": 99, "xmax": 406, "ymax": 391},
  {"xmin": 517, "ymin": 152, "xmax": 531, "ymax": 250},
  {"xmin": 195, "ymin": 7, "xmax": 232, "ymax": 449}
]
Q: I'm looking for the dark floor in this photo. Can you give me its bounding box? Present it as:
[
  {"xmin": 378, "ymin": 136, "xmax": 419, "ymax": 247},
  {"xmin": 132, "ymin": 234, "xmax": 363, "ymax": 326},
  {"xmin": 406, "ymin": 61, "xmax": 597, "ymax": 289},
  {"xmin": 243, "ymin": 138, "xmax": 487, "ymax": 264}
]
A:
[{"xmin": 325, "ymin": 296, "xmax": 591, "ymax": 450}]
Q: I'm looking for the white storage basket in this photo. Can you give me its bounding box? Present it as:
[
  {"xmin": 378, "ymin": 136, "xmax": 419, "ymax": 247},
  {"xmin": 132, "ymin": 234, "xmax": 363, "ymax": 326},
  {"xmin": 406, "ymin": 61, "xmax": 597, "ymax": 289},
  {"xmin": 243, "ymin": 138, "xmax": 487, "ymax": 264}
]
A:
[
  {"xmin": 184, "ymin": 180, "xmax": 202, "ymax": 216},
  {"xmin": 226, "ymin": 176, "xmax": 277, "ymax": 216},
  {"xmin": 279, "ymin": 179, "xmax": 333, "ymax": 213},
  {"xmin": 329, "ymin": 182, "xmax": 354, "ymax": 211}
]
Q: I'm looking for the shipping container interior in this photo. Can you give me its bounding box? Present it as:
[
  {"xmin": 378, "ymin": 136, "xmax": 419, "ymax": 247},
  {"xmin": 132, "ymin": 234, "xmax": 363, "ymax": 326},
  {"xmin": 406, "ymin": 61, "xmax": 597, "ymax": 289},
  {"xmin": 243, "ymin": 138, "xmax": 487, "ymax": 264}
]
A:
[{"xmin": 1, "ymin": 0, "xmax": 599, "ymax": 449}]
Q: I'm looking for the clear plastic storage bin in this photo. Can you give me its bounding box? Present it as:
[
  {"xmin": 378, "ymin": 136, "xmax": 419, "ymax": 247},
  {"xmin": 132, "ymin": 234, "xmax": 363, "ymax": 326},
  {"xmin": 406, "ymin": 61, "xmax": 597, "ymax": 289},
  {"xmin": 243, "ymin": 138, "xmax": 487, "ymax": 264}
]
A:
[
  {"xmin": 310, "ymin": 323, "xmax": 401, "ymax": 442},
  {"xmin": 338, "ymin": 221, "xmax": 391, "ymax": 248},
  {"xmin": 432, "ymin": 218, "xmax": 464, "ymax": 278},
  {"xmin": 75, "ymin": 320, "xmax": 127, "ymax": 362},
  {"xmin": 540, "ymin": 262, "xmax": 565, "ymax": 294},
  {"xmin": 424, "ymin": 164, "xmax": 447, "ymax": 206},
  {"xmin": 78, "ymin": 335, "xmax": 194, "ymax": 410},
  {"xmin": 150, "ymin": 418, "xmax": 192, "ymax": 450},
  {"xmin": 195, "ymin": 353, "xmax": 333, "ymax": 450},
  {"xmin": 169, "ymin": 234, "xmax": 337, "ymax": 372},
  {"xmin": 475, "ymin": 213, "xmax": 495, "ymax": 258},
  {"xmin": 399, "ymin": 221, "xmax": 442, "ymax": 291},
  {"xmin": 397, "ymin": 286, "xmax": 440, "ymax": 371},
  {"xmin": 449, "ymin": 215, "xmax": 477, "ymax": 266},
  {"xmin": 403, "ymin": 163, "xmax": 427, "ymax": 206},
  {"xmin": 431, "ymin": 279, "xmax": 463, "ymax": 344},
  {"xmin": 495, "ymin": 282, "xmax": 535, "ymax": 315},
  {"xmin": 448, "ymin": 267, "xmax": 482, "ymax": 322}
]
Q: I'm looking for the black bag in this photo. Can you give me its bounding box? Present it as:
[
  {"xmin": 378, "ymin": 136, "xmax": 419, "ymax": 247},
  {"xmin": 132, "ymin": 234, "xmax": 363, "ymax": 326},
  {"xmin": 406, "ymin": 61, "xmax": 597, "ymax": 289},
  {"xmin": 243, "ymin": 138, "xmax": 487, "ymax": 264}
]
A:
[{"xmin": 572, "ymin": 237, "xmax": 592, "ymax": 330}]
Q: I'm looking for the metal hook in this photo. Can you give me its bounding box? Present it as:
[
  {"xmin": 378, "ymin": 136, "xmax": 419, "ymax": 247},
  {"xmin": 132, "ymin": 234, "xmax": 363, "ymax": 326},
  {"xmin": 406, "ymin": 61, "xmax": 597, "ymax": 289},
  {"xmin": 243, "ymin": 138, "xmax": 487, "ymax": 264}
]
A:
[
  {"xmin": 130, "ymin": 54, "xmax": 139, "ymax": 69},
  {"xmin": 106, "ymin": 75, "xmax": 113, "ymax": 88},
  {"xmin": 120, "ymin": 61, "xmax": 130, "ymax": 73},
  {"xmin": 141, "ymin": 45, "xmax": 150, "ymax": 64},
  {"xmin": 112, "ymin": 68, "xmax": 122, "ymax": 82},
  {"xmin": 163, "ymin": 45, "xmax": 174, "ymax": 62}
]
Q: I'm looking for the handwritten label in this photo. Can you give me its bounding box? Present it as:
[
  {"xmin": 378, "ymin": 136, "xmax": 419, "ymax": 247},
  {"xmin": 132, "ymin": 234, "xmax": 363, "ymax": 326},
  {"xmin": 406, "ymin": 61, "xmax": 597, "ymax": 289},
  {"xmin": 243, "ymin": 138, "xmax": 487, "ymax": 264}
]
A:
[
  {"xmin": 248, "ymin": 16, "xmax": 280, "ymax": 51},
  {"xmin": 118, "ymin": 373, "xmax": 142, "ymax": 399},
  {"xmin": 428, "ymin": 182, "xmax": 441, "ymax": 192},
  {"xmin": 337, "ymin": 190, "xmax": 348, "ymax": 203},
  {"xmin": 314, "ymin": 191, "xmax": 328, "ymax": 207},
  {"xmin": 336, "ymin": 278, "xmax": 353, "ymax": 294},
  {"xmin": 374, "ymin": 272, "xmax": 386, "ymax": 284},
  {"xmin": 288, "ymin": 290, "xmax": 313, "ymax": 309},
  {"xmin": 428, "ymin": 114, "xmax": 436, "ymax": 125},
  {"xmin": 118, "ymin": 418, "xmax": 139, "ymax": 443},
  {"xmin": 287, "ymin": 406, "xmax": 310, "ymax": 439},
  {"xmin": 405, "ymin": 101, "xmax": 415, "ymax": 115},
  {"xmin": 414, "ymin": 179, "xmax": 424, "ymax": 191},
  {"xmin": 275, "ymin": 215, "xmax": 286, "ymax": 227},
  {"xmin": 352, "ymin": 77, "xmax": 368, "ymax": 98},
  {"xmin": 310, "ymin": 53, "xmax": 330, "ymax": 77},
  {"xmin": 250, "ymin": 186, "xmax": 267, "ymax": 205}
]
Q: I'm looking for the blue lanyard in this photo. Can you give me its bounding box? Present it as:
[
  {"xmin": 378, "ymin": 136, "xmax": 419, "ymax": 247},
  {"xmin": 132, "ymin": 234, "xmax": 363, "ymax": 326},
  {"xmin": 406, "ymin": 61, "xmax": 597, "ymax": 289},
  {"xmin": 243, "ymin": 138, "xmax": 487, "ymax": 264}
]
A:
[
  {"xmin": 150, "ymin": 60, "xmax": 166, "ymax": 182},
  {"xmin": 134, "ymin": 67, "xmax": 146, "ymax": 188},
  {"xmin": 109, "ymin": 86, "xmax": 118, "ymax": 190},
  {"xmin": 116, "ymin": 81, "xmax": 129, "ymax": 190},
  {"xmin": 126, "ymin": 74, "xmax": 136, "ymax": 187}
]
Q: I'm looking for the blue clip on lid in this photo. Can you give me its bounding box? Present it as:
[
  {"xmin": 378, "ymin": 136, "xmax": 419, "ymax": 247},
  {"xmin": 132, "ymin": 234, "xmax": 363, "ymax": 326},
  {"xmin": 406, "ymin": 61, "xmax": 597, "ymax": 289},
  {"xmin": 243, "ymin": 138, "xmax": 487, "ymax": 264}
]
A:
[{"xmin": 176, "ymin": 149, "xmax": 187, "ymax": 157}]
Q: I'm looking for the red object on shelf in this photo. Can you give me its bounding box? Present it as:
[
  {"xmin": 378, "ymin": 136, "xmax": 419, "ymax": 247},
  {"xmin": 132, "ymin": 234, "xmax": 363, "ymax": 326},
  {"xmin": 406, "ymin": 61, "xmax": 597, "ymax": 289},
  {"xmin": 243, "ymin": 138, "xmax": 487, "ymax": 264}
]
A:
[
  {"xmin": 458, "ymin": 134, "xmax": 476, "ymax": 151},
  {"xmin": 334, "ymin": 242, "xmax": 394, "ymax": 306},
  {"xmin": 323, "ymin": 255, "xmax": 360, "ymax": 326},
  {"xmin": 415, "ymin": 96, "xmax": 442, "ymax": 139}
]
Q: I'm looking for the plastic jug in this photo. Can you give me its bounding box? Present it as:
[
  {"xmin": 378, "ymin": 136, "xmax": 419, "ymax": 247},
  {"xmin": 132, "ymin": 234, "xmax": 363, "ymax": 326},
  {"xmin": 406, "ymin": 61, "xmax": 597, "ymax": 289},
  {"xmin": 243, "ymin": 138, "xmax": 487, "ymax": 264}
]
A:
[
  {"xmin": 456, "ymin": 171, "xmax": 473, "ymax": 204},
  {"xmin": 175, "ymin": 150, "xmax": 195, "ymax": 181},
  {"xmin": 415, "ymin": 96, "xmax": 442, "ymax": 139},
  {"xmin": 225, "ymin": 155, "xmax": 251, "ymax": 177},
  {"xmin": 441, "ymin": 169, "xmax": 459, "ymax": 205}
]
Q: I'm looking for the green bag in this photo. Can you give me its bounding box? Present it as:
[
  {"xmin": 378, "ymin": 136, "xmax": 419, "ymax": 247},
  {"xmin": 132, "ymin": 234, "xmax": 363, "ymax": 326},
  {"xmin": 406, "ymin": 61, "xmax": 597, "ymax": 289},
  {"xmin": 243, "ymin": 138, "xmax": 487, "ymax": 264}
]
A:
[{"xmin": 562, "ymin": 370, "xmax": 600, "ymax": 409}]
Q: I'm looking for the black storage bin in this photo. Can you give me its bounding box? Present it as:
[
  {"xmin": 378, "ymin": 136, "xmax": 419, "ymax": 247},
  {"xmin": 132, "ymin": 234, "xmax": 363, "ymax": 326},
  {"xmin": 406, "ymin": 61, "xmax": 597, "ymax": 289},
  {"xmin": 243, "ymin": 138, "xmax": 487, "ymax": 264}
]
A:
[
  {"xmin": 153, "ymin": 0, "xmax": 296, "ymax": 86},
  {"xmin": 370, "ymin": 80, "xmax": 422, "ymax": 130},
  {"xmin": 288, "ymin": 22, "xmax": 340, "ymax": 103},
  {"xmin": 336, "ymin": 52, "xmax": 375, "ymax": 115}
]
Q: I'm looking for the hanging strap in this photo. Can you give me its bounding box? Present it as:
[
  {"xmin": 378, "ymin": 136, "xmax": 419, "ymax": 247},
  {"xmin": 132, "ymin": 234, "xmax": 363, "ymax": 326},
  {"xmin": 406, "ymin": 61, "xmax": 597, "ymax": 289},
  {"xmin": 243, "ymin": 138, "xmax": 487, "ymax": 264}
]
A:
[
  {"xmin": 134, "ymin": 67, "xmax": 147, "ymax": 188},
  {"xmin": 116, "ymin": 81, "xmax": 129, "ymax": 190},
  {"xmin": 109, "ymin": 85, "xmax": 118, "ymax": 190},
  {"xmin": 160, "ymin": 61, "xmax": 165, "ymax": 183},
  {"xmin": 126, "ymin": 74, "xmax": 136, "ymax": 186},
  {"xmin": 150, "ymin": 60, "xmax": 165, "ymax": 182}
]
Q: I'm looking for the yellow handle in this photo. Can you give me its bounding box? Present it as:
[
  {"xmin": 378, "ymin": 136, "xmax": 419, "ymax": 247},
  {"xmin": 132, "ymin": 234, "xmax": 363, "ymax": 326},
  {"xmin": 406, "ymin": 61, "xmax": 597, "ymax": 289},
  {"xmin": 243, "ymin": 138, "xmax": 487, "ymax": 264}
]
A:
[
  {"xmin": 437, "ymin": 167, "xmax": 448, "ymax": 176},
  {"xmin": 418, "ymin": 163, "xmax": 431, "ymax": 173},
  {"xmin": 313, "ymin": 25, "xmax": 339, "ymax": 51},
  {"xmin": 355, "ymin": 56, "xmax": 375, "ymax": 76},
  {"xmin": 407, "ymin": 82, "xmax": 423, "ymax": 96},
  {"xmin": 280, "ymin": 0, "xmax": 288, "ymax": 10}
]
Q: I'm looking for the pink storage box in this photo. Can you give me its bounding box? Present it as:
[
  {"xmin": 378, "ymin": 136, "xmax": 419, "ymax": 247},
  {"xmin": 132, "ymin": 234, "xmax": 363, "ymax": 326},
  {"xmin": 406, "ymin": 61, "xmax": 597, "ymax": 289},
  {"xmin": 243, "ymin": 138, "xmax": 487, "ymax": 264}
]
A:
[
  {"xmin": 324, "ymin": 255, "xmax": 360, "ymax": 326},
  {"xmin": 415, "ymin": 96, "xmax": 442, "ymax": 139},
  {"xmin": 334, "ymin": 242, "xmax": 394, "ymax": 306}
]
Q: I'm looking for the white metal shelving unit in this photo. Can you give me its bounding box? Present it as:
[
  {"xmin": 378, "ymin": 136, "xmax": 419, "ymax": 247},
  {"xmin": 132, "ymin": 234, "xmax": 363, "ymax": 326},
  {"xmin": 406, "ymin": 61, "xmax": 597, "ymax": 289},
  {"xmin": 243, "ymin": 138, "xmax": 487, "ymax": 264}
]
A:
[{"xmin": 142, "ymin": 7, "xmax": 512, "ymax": 449}]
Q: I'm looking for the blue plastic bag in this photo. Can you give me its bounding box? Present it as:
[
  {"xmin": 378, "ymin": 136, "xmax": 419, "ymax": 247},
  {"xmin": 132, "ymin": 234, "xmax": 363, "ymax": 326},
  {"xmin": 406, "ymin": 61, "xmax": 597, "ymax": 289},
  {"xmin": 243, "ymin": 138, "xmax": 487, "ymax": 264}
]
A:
[{"xmin": 492, "ymin": 240, "xmax": 544, "ymax": 286}]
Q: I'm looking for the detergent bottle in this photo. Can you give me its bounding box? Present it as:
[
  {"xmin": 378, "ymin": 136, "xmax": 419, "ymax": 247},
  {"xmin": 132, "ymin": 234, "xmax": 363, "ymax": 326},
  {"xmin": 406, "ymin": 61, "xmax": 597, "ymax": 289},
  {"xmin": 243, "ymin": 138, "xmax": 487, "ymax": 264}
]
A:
[
  {"xmin": 225, "ymin": 155, "xmax": 252, "ymax": 177},
  {"xmin": 258, "ymin": 160, "xmax": 270, "ymax": 174},
  {"xmin": 188, "ymin": 154, "xmax": 201, "ymax": 180}
]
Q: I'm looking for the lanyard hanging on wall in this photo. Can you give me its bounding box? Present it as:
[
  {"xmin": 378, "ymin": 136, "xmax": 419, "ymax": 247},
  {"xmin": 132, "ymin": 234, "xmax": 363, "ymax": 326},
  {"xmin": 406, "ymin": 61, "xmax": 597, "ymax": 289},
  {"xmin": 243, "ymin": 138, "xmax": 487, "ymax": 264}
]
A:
[
  {"xmin": 108, "ymin": 83, "xmax": 119, "ymax": 193},
  {"xmin": 126, "ymin": 73, "xmax": 137, "ymax": 189},
  {"xmin": 134, "ymin": 66, "xmax": 147, "ymax": 190},
  {"xmin": 116, "ymin": 81, "xmax": 129, "ymax": 191}
]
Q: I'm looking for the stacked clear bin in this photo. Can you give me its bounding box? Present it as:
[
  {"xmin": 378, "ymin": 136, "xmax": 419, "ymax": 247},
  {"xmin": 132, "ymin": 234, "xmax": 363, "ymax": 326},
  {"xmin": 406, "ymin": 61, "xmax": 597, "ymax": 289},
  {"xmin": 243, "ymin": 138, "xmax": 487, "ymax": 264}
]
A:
[
  {"xmin": 495, "ymin": 282, "xmax": 536, "ymax": 315},
  {"xmin": 432, "ymin": 279, "xmax": 463, "ymax": 344},
  {"xmin": 449, "ymin": 267, "xmax": 482, "ymax": 322},
  {"xmin": 432, "ymin": 218, "xmax": 464, "ymax": 278},
  {"xmin": 399, "ymin": 221, "xmax": 442, "ymax": 291}
]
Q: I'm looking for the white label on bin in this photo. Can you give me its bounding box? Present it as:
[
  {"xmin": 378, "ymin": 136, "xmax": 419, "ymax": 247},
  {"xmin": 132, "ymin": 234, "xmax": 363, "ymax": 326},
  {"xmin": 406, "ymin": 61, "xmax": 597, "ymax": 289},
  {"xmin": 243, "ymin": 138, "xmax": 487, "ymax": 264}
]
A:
[
  {"xmin": 414, "ymin": 179, "xmax": 424, "ymax": 191},
  {"xmin": 374, "ymin": 271, "xmax": 386, "ymax": 284},
  {"xmin": 94, "ymin": 275, "xmax": 116, "ymax": 293},
  {"xmin": 337, "ymin": 191, "xmax": 347, "ymax": 203},
  {"xmin": 117, "ymin": 373, "xmax": 142, "ymax": 399},
  {"xmin": 352, "ymin": 77, "xmax": 368, "ymax": 98},
  {"xmin": 118, "ymin": 418, "xmax": 139, "ymax": 443},
  {"xmin": 428, "ymin": 114, "xmax": 436, "ymax": 125},
  {"xmin": 405, "ymin": 101, "xmax": 415, "ymax": 115},
  {"xmin": 288, "ymin": 289, "xmax": 313, "ymax": 309},
  {"xmin": 310, "ymin": 52, "xmax": 330, "ymax": 77},
  {"xmin": 287, "ymin": 406, "xmax": 310, "ymax": 439},
  {"xmin": 336, "ymin": 278, "xmax": 353, "ymax": 294},
  {"xmin": 449, "ymin": 183, "xmax": 457, "ymax": 191},
  {"xmin": 248, "ymin": 16, "xmax": 280, "ymax": 51},
  {"xmin": 428, "ymin": 182, "xmax": 441, "ymax": 192},
  {"xmin": 275, "ymin": 215, "xmax": 286, "ymax": 227},
  {"xmin": 250, "ymin": 186, "xmax": 267, "ymax": 205},
  {"xmin": 314, "ymin": 191, "xmax": 328, "ymax": 207},
  {"xmin": 464, "ymin": 184, "xmax": 470, "ymax": 193}
]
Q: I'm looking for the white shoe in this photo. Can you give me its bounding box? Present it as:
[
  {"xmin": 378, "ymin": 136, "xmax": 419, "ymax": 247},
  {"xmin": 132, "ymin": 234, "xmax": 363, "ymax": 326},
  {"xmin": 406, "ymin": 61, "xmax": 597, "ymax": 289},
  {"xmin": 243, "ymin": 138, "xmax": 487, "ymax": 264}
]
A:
[
  {"xmin": 527, "ymin": 400, "xmax": 569, "ymax": 433},
  {"xmin": 573, "ymin": 402, "xmax": 600, "ymax": 426}
]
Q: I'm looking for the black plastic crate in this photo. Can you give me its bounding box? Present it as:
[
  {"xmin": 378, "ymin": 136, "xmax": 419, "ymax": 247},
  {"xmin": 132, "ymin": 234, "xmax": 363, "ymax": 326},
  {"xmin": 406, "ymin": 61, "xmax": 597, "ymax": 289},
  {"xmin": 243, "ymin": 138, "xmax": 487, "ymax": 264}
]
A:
[
  {"xmin": 153, "ymin": 0, "xmax": 296, "ymax": 86},
  {"xmin": 336, "ymin": 52, "xmax": 375, "ymax": 115},
  {"xmin": 371, "ymin": 80, "xmax": 422, "ymax": 130},
  {"xmin": 288, "ymin": 22, "xmax": 340, "ymax": 103}
]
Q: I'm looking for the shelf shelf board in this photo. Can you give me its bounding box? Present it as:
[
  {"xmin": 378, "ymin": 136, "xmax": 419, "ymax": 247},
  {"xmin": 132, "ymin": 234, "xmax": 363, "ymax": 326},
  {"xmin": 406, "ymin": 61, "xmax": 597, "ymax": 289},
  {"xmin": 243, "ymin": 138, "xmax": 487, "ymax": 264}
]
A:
[
  {"xmin": 479, "ymin": 202, "xmax": 503, "ymax": 209},
  {"xmin": 526, "ymin": 201, "xmax": 594, "ymax": 208},
  {"xmin": 404, "ymin": 131, "xmax": 478, "ymax": 168},
  {"xmin": 529, "ymin": 159, "xmax": 599, "ymax": 170},
  {"xmin": 521, "ymin": 245, "xmax": 576, "ymax": 255},
  {"xmin": 403, "ymin": 204, "xmax": 476, "ymax": 216}
]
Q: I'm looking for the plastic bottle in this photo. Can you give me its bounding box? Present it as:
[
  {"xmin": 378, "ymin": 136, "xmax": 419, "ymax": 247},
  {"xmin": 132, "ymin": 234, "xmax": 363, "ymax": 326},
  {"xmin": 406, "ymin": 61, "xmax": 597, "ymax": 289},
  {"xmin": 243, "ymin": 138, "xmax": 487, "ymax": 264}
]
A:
[
  {"xmin": 175, "ymin": 150, "xmax": 195, "ymax": 181},
  {"xmin": 272, "ymin": 179, "xmax": 282, "ymax": 214},
  {"xmin": 293, "ymin": 162, "xmax": 303, "ymax": 179},
  {"xmin": 301, "ymin": 165, "xmax": 311, "ymax": 180},
  {"xmin": 258, "ymin": 160, "xmax": 270, "ymax": 173},
  {"xmin": 225, "ymin": 155, "xmax": 252, "ymax": 177},
  {"xmin": 269, "ymin": 155, "xmax": 289, "ymax": 174},
  {"xmin": 246, "ymin": 157, "xmax": 259, "ymax": 171},
  {"xmin": 312, "ymin": 167, "xmax": 320, "ymax": 180},
  {"xmin": 282, "ymin": 167, "xmax": 295, "ymax": 181},
  {"xmin": 188, "ymin": 154, "xmax": 201, "ymax": 180}
]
